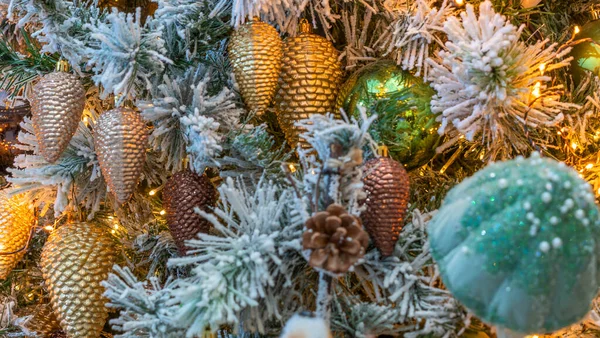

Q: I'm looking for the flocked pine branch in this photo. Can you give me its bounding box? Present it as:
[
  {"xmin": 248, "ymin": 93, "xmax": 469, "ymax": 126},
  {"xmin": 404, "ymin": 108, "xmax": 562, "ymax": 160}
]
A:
[
  {"xmin": 295, "ymin": 108, "xmax": 377, "ymax": 215},
  {"xmin": 338, "ymin": 5, "xmax": 380, "ymax": 71},
  {"xmin": 166, "ymin": 176, "xmax": 305, "ymax": 336},
  {"xmin": 85, "ymin": 8, "xmax": 172, "ymax": 98},
  {"xmin": 427, "ymin": 0, "xmax": 578, "ymax": 161},
  {"xmin": 351, "ymin": 210, "xmax": 469, "ymax": 338},
  {"xmin": 139, "ymin": 67, "xmax": 244, "ymax": 173},
  {"xmin": 151, "ymin": 0, "xmax": 230, "ymax": 64},
  {"xmin": 210, "ymin": 0, "xmax": 341, "ymax": 36},
  {"xmin": 378, "ymin": 0, "xmax": 452, "ymax": 79},
  {"xmin": 219, "ymin": 124, "xmax": 292, "ymax": 181},
  {"xmin": 9, "ymin": 0, "xmax": 101, "ymax": 72},
  {"xmin": 7, "ymin": 116, "xmax": 106, "ymax": 217},
  {"xmin": 103, "ymin": 266, "xmax": 185, "ymax": 338}
]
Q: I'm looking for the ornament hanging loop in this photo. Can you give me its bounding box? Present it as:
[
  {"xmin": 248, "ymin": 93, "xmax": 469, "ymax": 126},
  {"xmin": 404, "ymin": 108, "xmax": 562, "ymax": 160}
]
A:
[
  {"xmin": 299, "ymin": 18, "xmax": 312, "ymax": 34},
  {"xmin": 377, "ymin": 145, "xmax": 389, "ymax": 157},
  {"xmin": 55, "ymin": 59, "xmax": 70, "ymax": 72}
]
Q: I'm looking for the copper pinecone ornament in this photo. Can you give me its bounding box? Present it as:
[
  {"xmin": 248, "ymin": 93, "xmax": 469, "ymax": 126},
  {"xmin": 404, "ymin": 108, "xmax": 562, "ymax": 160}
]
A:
[
  {"xmin": 94, "ymin": 108, "xmax": 148, "ymax": 204},
  {"xmin": 362, "ymin": 157, "xmax": 410, "ymax": 256},
  {"xmin": 303, "ymin": 204, "xmax": 369, "ymax": 274},
  {"xmin": 0, "ymin": 191, "xmax": 35, "ymax": 280},
  {"xmin": 228, "ymin": 18, "xmax": 283, "ymax": 117},
  {"xmin": 275, "ymin": 19, "xmax": 343, "ymax": 148},
  {"xmin": 40, "ymin": 222, "xmax": 116, "ymax": 338},
  {"xmin": 163, "ymin": 170, "xmax": 217, "ymax": 255},
  {"xmin": 19, "ymin": 304, "xmax": 62, "ymax": 337},
  {"xmin": 31, "ymin": 71, "xmax": 85, "ymax": 163}
]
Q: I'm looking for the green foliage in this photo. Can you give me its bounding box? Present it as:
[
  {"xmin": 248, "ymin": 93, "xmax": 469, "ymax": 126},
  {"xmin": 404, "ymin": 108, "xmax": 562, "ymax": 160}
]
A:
[{"xmin": 0, "ymin": 28, "xmax": 57, "ymax": 97}]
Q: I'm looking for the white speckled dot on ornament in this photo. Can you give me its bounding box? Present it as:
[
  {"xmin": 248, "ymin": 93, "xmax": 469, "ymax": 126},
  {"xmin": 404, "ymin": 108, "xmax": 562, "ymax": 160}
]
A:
[{"xmin": 428, "ymin": 152, "xmax": 600, "ymax": 334}]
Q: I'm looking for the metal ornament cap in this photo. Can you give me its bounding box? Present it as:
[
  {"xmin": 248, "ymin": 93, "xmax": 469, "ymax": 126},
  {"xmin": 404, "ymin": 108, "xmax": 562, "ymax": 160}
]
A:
[
  {"xmin": 31, "ymin": 72, "xmax": 86, "ymax": 163},
  {"xmin": 0, "ymin": 191, "xmax": 35, "ymax": 279},
  {"xmin": 228, "ymin": 18, "xmax": 283, "ymax": 116},
  {"xmin": 275, "ymin": 19, "xmax": 343, "ymax": 148},
  {"xmin": 40, "ymin": 222, "xmax": 117, "ymax": 338},
  {"xmin": 361, "ymin": 157, "xmax": 410, "ymax": 256}
]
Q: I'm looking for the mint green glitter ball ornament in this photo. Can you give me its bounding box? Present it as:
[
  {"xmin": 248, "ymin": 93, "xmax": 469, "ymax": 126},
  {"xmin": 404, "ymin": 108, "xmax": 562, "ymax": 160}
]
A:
[{"xmin": 428, "ymin": 153, "xmax": 600, "ymax": 334}]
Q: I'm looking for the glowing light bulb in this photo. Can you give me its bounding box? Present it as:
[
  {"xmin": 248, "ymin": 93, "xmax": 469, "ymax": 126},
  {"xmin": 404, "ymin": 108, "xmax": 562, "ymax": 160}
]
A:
[
  {"xmin": 44, "ymin": 225, "xmax": 54, "ymax": 232},
  {"xmin": 454, "ymin": 0, "xmax": 464, "ymax": 6},
  {"xmin": 113, "ymin": 224, "xmax": 119, "ymax": 230},
  {"xmin": 159, "ymin": 210, "xmax": 166, "ymax": 216},
  {"xmin": 149, "ymin": 190, "xmax": 156, "ymax": 196},
  {"xmin": 83, "ymin": 116, "xmax": 89, "ymax": 124},
  {"xmin": 586, "ymin": 163, "xmax": 594, "ymax": 169},
  {"xmin": 575, "ymin": 26, "xmax": 581, "ymax": 35},
  {"xmin": 532, "ymin": 82, "xmax": 542, "ymax": 98},
  {"xmin": 539, "ymin": 63, "xmax": 546, "ymax": 75},
  {"xmin": 288, "ymin": 163, "xmax": 296, "ymax": 173},
  {"xmin": 571, "ymin": 142, "xmax": 578, "ymax": 150}
]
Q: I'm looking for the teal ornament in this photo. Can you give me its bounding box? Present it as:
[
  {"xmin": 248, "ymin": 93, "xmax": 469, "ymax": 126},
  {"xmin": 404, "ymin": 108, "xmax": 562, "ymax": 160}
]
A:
[
  {"xmin": 428, "ymin": 153, "xmax": 600, "ymax": 334},
  {"xmin": 569, "ymin": 18, "xmax": 600, "ymax": 85},
  {"xmin": 336, "ymin": 60, "xmax": 439, "ymax": 169}
]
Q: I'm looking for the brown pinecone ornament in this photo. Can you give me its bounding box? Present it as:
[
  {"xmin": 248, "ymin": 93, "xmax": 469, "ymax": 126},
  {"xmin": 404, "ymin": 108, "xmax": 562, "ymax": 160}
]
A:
[
  {"xmin": 94, "ymin": 108, "xmax": 148, "ymax": 204},
  {"xmin": 40, "ymin": 222, "xmax": 117, "ymax": 338},
  {"xmin": 31, "ymin": 69, "xmax": 85, "ymax": 163},
  {"xmin": 302, "ymin": 204, "xmax": 369, "ymax": 274},
  {"xmin": 361, "ymin": 157, "xmax": 410, "ymax": 256},
  {"xmin": 228, "ymin": 18, "xmax": 282, "ymax": 117},
  {"xmin": 163, "ymin": 170, "xmax": 217, "ymax": 255},
  {"xmin": 0, "ymin": 191, "xmax": 35, "ymax": 280},
  {"xmin": 19, "ymin": 304, "xmax": 62, "ymax": 337},
  {"xmin": 275, "ymin": 19, "xmax": 343, "ymax": 148}
]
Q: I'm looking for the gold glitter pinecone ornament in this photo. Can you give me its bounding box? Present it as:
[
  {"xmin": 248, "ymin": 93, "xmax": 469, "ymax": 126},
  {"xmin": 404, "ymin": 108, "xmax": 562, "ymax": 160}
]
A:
[
  {"xmin": 163, "ymin": 170, "xmax": 217, "ymax": 255},
  {"xmin": 361, "ymin": 157, "xmax": 410, "ymax": 256},
  {"xmin": 302, "ymin": 204, "xmax": 369, "ymax": 274},
  {"xmin": 40, "ymin": 222, "xmax": 117, "ymax": 338},
  {"xmin": 31, "ymin": 67, "xmax": 85, "ymax": 163},
  {"xmin": 19, "ymin": 304, "xmax": 62, "ymax": 337},
  {"xmin": 94, "ymin": 108, "xmax": 148, "ymax": 204},
  {"xmin": 228, "ymin": 18, "xmax": 282, "ymax": 117},
  {"xmin": 0, "ymin": 191, "xmax": 35, "ymax": 280},
  {"xmin": 275, "ymin": 19, "xmax": 343, "ymax": 148}
]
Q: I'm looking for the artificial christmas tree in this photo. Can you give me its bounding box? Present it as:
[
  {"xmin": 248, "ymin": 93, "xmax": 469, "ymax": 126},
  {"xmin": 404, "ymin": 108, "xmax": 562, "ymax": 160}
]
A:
[{"xmin": 2, "ymin": 0, "xmax": 600, "ymax": 337}]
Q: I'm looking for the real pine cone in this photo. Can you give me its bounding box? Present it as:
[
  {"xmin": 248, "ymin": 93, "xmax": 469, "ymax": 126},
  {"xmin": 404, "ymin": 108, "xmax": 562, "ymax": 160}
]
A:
[
  {"xmin": 228, "ymin": 18, "xmax": 282, "ymax": 117},
  {"xmin": 40, "ymin": 222, "xmax": 117, "ymax": 338},
  {"xmin": 163, "ymin": 170, "xmax": 217, "ymax": 255},
  {"xmin": 0, "ymin": 191, "xmax": 35, "ymax": 280},
  {"xmin": 362, "ymin": 157, "xmax": 410, "ymax": 256},
  {"xmin": 31, "ymin": 72, "xmax": 85, "ymax": 163},
  {"xmin": 19, "ymin": 304, "xmax": 62, "ymax": 337},
  {"xmin": 275, "ymin": 19, "xmax": 343, "ymax": 148},
  {"xmin": 303, "ymin": 204, "xmax": 369, "ymax": 274},
  {"xmin": 94, "ymin": 108, "xmax": 148, "ymax": 204}
]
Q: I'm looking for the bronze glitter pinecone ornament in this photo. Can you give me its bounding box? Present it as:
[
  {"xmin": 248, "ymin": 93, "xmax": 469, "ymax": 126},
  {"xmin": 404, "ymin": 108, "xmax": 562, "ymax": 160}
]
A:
[
  {"xmin": 228, "ymin": 18, "xmax": 282, "ymax": 117},
  {"xmin": 94, "ymin": 108, "xmax": 148, "ymax": 204},
  {"xmin": 302, "ymin": 204, "xmax": 369, "ymax": 274},
  {"xmin": 0, "ymin": 191, "xmax": 35, "ymax": 280},
  {"xmin": 19, "ymin": 304, "xmax": 62, "ymax": 337},
  {"xmin": 31, "ymin": 64, "xmax": 85, "ymax": 163},
  {"xmin": 163, "ymin": 170, "xmax": 217, "ymax": 255},
  {"xmin": 361, "ymin": 157, "xmax": 410, "ymax": 256},
  {"xmin": 40, "ymin": 222, "xmax": 117, "ymax": 338},
  {"xmin": 275, "ymin": 19, "xmax": 343, "ymax": 148}
]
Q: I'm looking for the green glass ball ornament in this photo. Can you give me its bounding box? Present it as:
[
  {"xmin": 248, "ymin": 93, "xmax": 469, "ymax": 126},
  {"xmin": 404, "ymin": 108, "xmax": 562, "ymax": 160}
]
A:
[
  {"xmin": 336, "ymin": 60, "xmax": 439, "ymax": 169},
  {"xmin": 569, "ymin": 18, "xmax": 600, "ymax": 85},
  {"xmin": 428, "ymin": 153, "xmax": 600, "ymax": 335}
]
